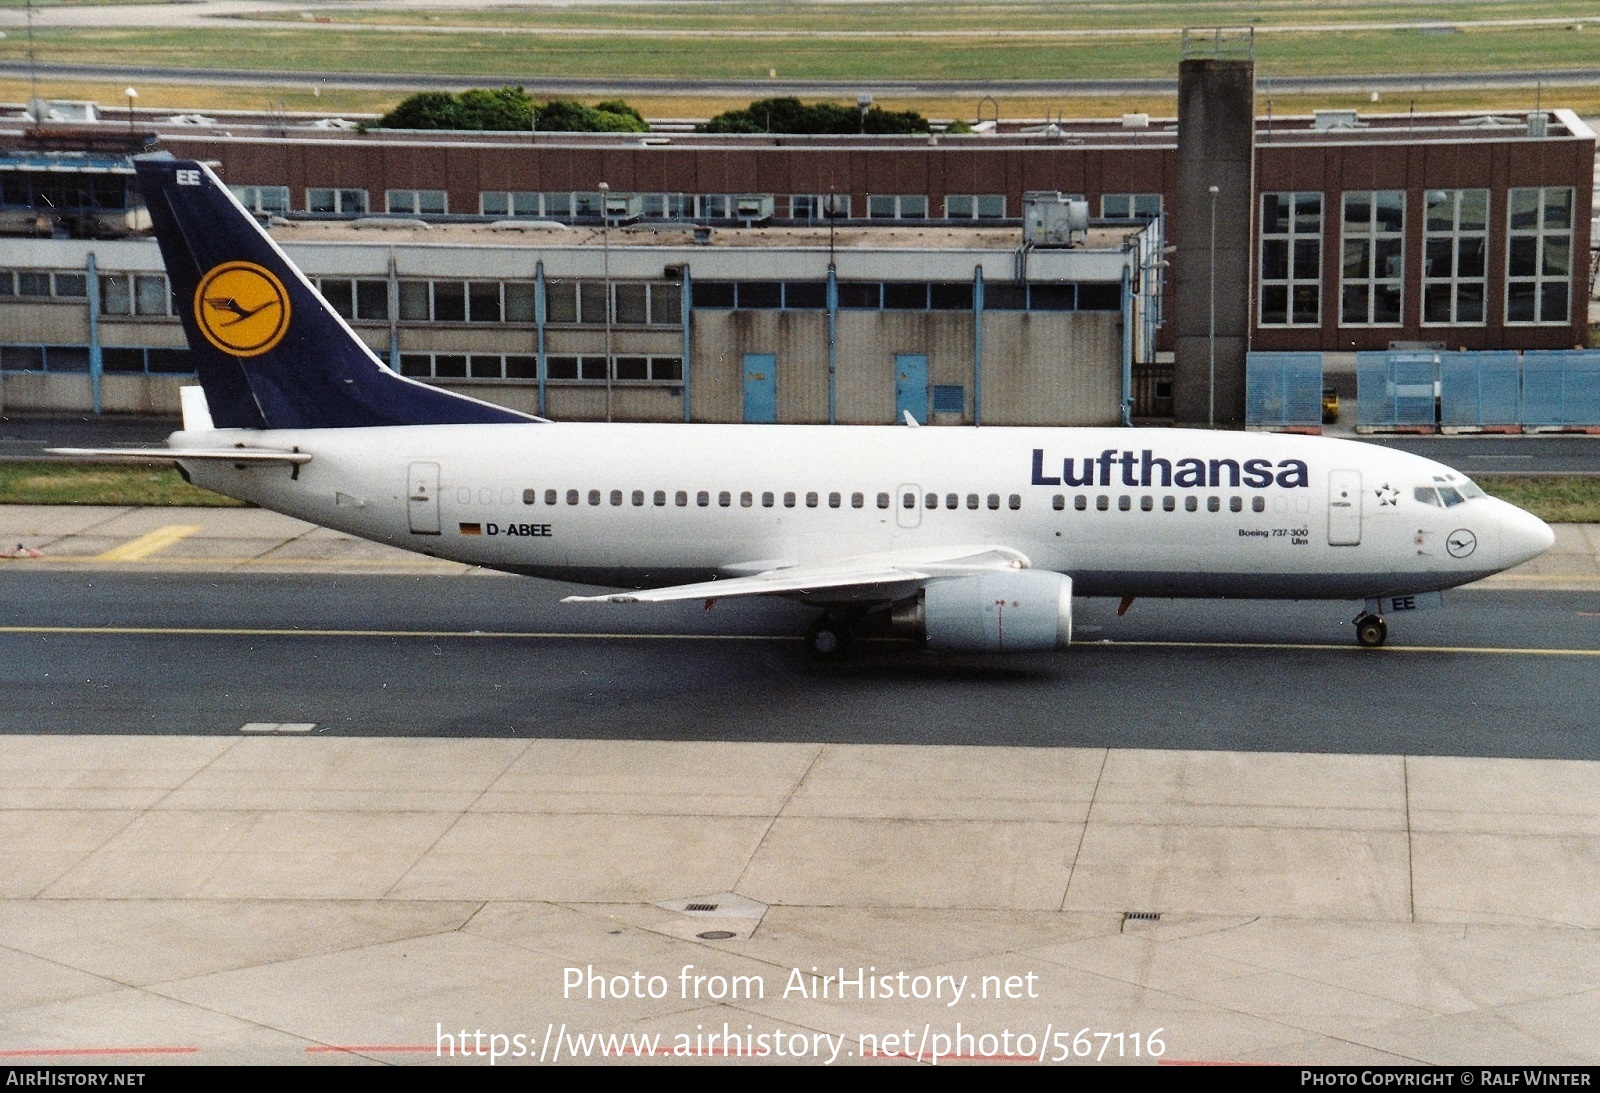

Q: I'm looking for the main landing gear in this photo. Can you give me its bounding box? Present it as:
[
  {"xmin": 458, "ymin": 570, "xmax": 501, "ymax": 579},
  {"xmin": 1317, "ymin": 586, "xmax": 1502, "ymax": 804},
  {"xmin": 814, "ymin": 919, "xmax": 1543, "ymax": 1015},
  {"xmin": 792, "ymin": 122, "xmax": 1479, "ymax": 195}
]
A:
[
  {"xmin": 805, "ymin": 613, "xmax": 853, "ymax": 659},
  {"xmin": 1353, "ymin": 612, "xmax": 1388, "ymax": 648}
]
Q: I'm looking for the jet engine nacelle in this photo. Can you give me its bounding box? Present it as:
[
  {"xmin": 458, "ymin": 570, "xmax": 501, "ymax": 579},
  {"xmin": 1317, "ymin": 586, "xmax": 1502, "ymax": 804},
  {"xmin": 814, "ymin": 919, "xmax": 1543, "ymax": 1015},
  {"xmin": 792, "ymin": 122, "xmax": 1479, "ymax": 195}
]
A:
[{"xmin": 890, "ymin": 571, "xmax": 1072, "ymax": 653}]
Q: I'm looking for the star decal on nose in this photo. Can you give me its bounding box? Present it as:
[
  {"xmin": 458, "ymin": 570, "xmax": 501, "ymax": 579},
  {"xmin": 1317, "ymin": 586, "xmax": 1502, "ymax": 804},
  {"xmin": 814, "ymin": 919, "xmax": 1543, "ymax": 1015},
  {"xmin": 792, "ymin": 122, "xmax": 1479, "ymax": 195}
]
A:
[{"xmin": 1375, "ymin": 483, "xmax": 1400, "ymax": 507}]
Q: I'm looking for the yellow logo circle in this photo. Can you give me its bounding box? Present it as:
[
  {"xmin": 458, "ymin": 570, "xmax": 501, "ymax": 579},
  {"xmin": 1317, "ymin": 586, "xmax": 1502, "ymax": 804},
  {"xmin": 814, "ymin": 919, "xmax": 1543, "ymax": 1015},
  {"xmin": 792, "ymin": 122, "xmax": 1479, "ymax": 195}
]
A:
[{"xmin": 194, "ymin": 262, "xmax": 291, "ymax": 357}]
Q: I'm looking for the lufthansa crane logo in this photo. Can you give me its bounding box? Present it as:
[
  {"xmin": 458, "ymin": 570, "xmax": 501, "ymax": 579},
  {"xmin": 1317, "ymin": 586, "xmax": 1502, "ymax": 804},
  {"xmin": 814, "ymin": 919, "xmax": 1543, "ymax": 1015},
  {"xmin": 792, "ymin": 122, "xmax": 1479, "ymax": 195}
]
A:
[
  {"xmin": 194, "ymin": 262, "xmax": 290, "ymax": 357},
  {"xmin": 1446, "ymin": 529, "xmax": 1478, "ymax": 558}
]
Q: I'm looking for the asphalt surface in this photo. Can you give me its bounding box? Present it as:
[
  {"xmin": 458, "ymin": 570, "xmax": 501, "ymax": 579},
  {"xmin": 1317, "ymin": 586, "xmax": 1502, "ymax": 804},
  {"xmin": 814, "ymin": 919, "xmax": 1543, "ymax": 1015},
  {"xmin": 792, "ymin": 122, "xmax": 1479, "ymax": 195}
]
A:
[
  {"xmin": 5, "ymin": 60, "xmax": 1600, "ymax": 100},
  {"xmin": 3, "ymin": 571, "xmax": 1595, "ymax": 757}
]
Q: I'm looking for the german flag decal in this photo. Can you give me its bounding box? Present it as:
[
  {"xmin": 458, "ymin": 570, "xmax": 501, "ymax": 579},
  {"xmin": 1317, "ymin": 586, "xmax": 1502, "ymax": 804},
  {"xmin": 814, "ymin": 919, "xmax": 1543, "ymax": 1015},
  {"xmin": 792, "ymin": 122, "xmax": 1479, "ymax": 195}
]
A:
[{"xmin": 459, "ymin": 523, "xmax": 483, "ymax": 536}]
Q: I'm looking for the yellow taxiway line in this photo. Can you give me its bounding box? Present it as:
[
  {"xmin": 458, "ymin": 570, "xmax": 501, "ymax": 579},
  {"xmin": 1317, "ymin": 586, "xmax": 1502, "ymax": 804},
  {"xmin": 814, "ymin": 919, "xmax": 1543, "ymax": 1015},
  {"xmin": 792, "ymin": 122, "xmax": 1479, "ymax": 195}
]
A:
[{"xmin": 93, "ymin": 525, "xmax": 202, "ymax": 562}]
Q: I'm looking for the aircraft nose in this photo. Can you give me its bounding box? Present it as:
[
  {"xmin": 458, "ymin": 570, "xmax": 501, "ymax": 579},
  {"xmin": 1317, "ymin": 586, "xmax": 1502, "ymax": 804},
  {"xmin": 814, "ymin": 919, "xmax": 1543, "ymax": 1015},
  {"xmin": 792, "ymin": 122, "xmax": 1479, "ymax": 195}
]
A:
[{"xmin": 1501, "ymin": 503, "xmax": 1556, "ymax": 567}]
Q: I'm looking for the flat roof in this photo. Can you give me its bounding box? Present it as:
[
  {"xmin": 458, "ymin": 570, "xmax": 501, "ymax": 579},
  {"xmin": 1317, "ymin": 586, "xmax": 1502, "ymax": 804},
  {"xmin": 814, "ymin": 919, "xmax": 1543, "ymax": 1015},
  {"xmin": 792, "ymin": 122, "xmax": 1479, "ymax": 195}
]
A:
[{"xmin": 268, "ymin": 219, "xmax": 1148, "ymax": 252}]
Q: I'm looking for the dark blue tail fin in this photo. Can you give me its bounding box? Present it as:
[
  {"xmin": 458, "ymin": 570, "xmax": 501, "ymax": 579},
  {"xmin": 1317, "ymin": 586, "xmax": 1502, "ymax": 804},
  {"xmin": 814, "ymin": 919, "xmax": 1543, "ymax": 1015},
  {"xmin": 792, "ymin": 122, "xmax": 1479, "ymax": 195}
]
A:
[{"xmin": 134, "ymin": 156, "xmax": 539, "ymax": 429}]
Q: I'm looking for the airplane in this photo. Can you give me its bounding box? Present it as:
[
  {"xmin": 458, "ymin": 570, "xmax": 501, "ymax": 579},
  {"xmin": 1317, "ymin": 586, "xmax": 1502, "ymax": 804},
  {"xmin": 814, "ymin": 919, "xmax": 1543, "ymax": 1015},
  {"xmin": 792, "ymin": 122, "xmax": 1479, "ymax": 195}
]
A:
[{"xmin": 57, "ymin": 156, "xmax": 1557, "ymax": 656}]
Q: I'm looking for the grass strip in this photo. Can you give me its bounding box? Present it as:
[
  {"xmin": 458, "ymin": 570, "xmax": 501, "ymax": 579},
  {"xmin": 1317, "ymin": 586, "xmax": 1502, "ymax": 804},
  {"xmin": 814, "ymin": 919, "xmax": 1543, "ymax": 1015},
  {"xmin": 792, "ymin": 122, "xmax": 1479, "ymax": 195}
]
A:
[{"xmin": 0, "ymin": 462, "xmax": 246, "ymax": 507}]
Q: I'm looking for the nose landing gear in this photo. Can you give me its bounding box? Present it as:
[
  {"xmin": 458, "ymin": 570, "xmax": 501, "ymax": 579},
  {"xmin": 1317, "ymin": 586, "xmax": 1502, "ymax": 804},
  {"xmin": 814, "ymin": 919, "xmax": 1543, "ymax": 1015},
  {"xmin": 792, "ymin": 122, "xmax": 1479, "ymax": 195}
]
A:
[{"xmin": 1354, "ymin": 612, "xmax": 1388, "ymax": 648}]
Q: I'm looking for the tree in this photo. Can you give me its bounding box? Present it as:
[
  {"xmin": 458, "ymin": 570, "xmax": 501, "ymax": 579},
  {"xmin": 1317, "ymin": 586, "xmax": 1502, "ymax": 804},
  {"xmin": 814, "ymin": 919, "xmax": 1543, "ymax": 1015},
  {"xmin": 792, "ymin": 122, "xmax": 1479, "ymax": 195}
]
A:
[
  {"xmin": 701, "ymin": 97, "xmax": 931, "ymax": 135},
  {"xmin": 373, "ymin": 88, "xmax": 647, "ymax": 133}
]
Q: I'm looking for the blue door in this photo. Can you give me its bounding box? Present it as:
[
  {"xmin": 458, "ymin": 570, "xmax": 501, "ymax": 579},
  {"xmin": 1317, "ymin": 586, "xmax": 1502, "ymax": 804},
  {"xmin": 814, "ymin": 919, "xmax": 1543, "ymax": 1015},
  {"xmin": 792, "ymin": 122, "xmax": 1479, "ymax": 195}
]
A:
[
  {"xmin": 895, "ymin": 353, "xmax": 929, "ymax": 424},
  {"xmin": 743, "ymin": 353, "xmax": 777, "ymax": 423}
]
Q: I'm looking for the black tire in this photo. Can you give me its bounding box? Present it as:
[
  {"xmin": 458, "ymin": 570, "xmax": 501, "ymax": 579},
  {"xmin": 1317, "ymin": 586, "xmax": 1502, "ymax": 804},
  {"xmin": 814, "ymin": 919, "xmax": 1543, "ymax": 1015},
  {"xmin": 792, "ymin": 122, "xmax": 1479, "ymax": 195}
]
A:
[
  {"xmin": 1355, "ymin": 616, "xmax": 1387, "ymax": 648},
  {"xmin": 805, "ymin": 619, "xmax": 848, "ymax": 659}
]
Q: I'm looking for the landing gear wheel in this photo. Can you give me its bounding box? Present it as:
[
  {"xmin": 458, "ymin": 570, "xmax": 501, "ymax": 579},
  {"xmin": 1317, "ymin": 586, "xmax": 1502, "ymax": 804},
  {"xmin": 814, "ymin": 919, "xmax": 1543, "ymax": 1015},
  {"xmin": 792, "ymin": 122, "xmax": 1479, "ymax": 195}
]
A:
[
  {"xmin": 804, "ymin": 616, "xmax": 851, "ymax": 659},
  {"xmin": 1354, "ymin": 614, "xmax": 1388, "ymax": 648}
]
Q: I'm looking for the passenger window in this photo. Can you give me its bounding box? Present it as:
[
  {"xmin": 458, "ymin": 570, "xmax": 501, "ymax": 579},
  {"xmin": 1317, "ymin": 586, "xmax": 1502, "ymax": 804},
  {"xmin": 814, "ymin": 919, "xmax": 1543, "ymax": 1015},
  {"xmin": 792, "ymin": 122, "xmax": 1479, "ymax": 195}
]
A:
[
  {"xmin": 1162, "ymin": 496, "xmax": 1175, "ymax": 512},
  {"xmin": 903, "ymin": 492, "xmax": 917, "ymax": 509},
  {"xmin": 1096, "ymin": 495, "xmax": 1109, "ymax": 511},
  {"xmin": 987, "ymin": 494, "xmax": 1000, "ymax": 510},
  {"xmin": 675, "ymin": 490, "xmax": 687, "ymax": 507},
  {"xmin": 946, "ymin": 493, "xmax": 959, "ymax": 509},
  {"xmin": 1207, "ymin": 496, "xmax": 1220, "ymax": 512},
  {"xmin": 545, "ymin": 489, "xmax": 558, "ymax": 505},
  {"xmin": 631, "ymin": 490, "xmax": 644, "ymax": 506},
  {"xmin": 740, "ymin": 491, "xmax": 753, "ymax": 508},
  {"xmin": 567, "ymin": 489, "xmax": 580, "ymax": 505},
  {"xmin": 718, "ymin": 491, "xmax": 731, "ymax": 507},
  {"xmin": 522, "ymin": 488, "xmax": 536, "ymax": 505},
  {"xmin": 1229, "ymin": 497, "xmax": 1242, "ymax": 513},
  {"xmin": 588, "ymin": 490, "xmax": 602, "ymax": 506},
  {"xmin": 1074, "ymin": 495, "xmax": 1087, "ymax": 511},
  {"xmin": 806, "ymin": 492, "xmax": 818, "ymax": 508},
  {"xmin": 1008, "ymin": 494, "xmax": 1021, "ymax": 510},
  {"xmin": 852, "ymin": 492, "xmax": 864, "ymax": 509},
  {"xmin": 762, "ymin": 491, "xmax": 775, "ymax": 508},
  {"xmin": 967, "ymin": 493, "xmax": 979, "ymax": 510},
  {"xmin": 697, "ymin": 490, "xmax": 709, "ymax": 507},
  {"xmin": 1252, "ymin": 497, "xmax": 1265, "ymax": 513},
  {"xmin": 1185, "ymin": 496, "xmax": 1197, "ymax": 512},
  {"xmin": 1052, "ymin": 495, "xmax": 1065, "ymax": 511},
  {"xmin": 654, "ymin": 490, "xmax": 666, "ymax": 506},
  {"xmin": 877, "ymin": 492, "xmax": 890, "ymax": 509},
  {"xmin": 829, "ymin": 492, "xmax": 841, "ymax": 508},
  {"xmin": 924, "ymin": 492, "xmax": 937, "ymax": 509},
  {"xmin": 609, "ymin": 490, "xmax": 622, "ymax": 506},
  {"xmin": 1140, "ymin": 496, "xmax": 1153, "ymax": 511},
  {"xmin": 785, "ymin": 492, "xmax": 797, "ymax": 508},
  {"xmin": 1118, "ymin": 495, "xmax": 1130, "ymax": 511}
]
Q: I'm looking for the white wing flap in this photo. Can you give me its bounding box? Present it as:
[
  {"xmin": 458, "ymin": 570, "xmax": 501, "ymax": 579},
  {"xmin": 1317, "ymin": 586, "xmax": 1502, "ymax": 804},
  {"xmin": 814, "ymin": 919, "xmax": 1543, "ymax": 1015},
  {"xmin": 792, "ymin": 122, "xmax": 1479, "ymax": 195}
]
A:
[{"xmin": 562, "ymin": 545, "xmax": 1030, "ymax": 604}]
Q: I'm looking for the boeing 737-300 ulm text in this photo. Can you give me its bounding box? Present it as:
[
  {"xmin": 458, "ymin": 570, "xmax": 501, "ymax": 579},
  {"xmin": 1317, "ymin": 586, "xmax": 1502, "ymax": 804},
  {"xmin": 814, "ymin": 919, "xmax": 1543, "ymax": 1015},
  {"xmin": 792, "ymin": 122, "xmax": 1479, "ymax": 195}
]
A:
[{"xmin": 56, "ymin": 158, "xmax": 1556, "ymax": 655}]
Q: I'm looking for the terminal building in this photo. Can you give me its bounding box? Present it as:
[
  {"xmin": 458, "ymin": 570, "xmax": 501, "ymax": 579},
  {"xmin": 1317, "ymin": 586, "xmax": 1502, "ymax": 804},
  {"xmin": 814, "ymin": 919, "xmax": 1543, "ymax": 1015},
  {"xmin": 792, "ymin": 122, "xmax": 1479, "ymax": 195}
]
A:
[{"xmin": 1, "ymin": 61, "xmax": 1594, "ymax": 428}]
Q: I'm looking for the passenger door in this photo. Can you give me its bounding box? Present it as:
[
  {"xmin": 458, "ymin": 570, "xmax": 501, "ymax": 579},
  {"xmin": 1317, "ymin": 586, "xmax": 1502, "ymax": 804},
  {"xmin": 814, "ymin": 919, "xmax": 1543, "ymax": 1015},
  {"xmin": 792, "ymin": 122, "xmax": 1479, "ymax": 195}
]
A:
[{"xmin": 1327, "ymin": 469, "xmax": 1362, "ymax": 546}]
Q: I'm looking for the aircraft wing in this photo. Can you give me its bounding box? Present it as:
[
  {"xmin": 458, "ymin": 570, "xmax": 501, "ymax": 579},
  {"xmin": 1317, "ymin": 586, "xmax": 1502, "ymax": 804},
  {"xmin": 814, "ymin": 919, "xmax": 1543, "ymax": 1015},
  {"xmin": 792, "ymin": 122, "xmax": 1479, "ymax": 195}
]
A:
[
  {"xmin": 48, "ymin": 447, "xmax": 312, "ymax": 464},
  {"xmin": 562, "ymin": 545, "xmax": 1031, "ymax": 604}
]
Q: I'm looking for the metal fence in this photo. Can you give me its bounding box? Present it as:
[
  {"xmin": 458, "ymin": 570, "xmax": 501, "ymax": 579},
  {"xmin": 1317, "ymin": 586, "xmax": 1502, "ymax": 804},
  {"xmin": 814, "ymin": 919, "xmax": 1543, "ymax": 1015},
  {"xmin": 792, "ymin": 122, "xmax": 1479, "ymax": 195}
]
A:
[
  {"xmin": 1521, "ymin": 350, "xmax": 1600, "ymax": 426},
  {"xmin": 1440, "ymin": 351, "xmax": 1520, "ymax": 426},
  {"xmin": 1357, "ymin": 351, "xmax": 1438, "ymax": 426},
  {"xmin": 1245, "ymin": 351, "xmax": 1323, "ymax": 427},
  {"xmin": 1349, "ymin": 348, "xmax": 1600, "ymax": 428}
]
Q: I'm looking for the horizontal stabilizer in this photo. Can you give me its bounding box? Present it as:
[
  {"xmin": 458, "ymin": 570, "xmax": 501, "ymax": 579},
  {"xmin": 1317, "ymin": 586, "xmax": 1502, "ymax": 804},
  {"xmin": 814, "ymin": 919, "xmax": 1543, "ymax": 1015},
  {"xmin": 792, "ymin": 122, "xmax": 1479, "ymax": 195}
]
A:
[{"xmin": 48, "ymin": 447, "xmax": 312, "ymax": 464}]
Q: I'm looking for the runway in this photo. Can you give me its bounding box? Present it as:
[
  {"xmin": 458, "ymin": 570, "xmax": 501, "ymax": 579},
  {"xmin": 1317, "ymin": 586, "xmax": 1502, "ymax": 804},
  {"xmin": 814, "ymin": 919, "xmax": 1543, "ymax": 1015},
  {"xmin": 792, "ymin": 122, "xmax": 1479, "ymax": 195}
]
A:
[{"xmin": 2, "ymin": 572, "xmax": 1598, "ymax": 759}]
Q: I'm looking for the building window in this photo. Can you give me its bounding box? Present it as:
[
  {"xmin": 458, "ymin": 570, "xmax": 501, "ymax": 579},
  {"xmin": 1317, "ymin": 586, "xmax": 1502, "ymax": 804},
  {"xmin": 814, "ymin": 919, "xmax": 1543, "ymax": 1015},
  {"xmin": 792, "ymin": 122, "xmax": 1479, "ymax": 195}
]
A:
[
  {"xmin": 945, "ymin": 194, "xmax": 1006, "ymax": 219},
  {"xmin": 1101, "ymin": 193, "xmax": 1162, "ymax": 220},
  {"xmin": 544, "ymin": 281, "xmax": 681, "ymax": 324},
  {"xmin": 316, "ymin": 278, "xmax": 391, "ymax": 321},
  {"xmin": 1341, "ymin": 191, "xmax": 1404, "ymax": 326},
  {"xmin": 867, "ymin": 194, "xmax": 928, "ymax": 220},
  {"xmin": 386, "ymin": 190, "xmax": 447, "ymax": 215},
  {"xmin": 1259, "ymin": 192, "xmax": 1322, "ymax": 326},
  {"xmin": 1506, "ymin": 187, "xmax": 1573, "ymax": 324},
  {"xmin": 306, "ymin": 188, "xmax": 368, "ymax": 215},
  {"xmin": 229, "ymin": 185, "xmax": 290, "ymax": 215},
  {"xmin": 789, "ymin": 194, "xmax": 850, "ymax": 220},
  {"xmin": 480, "ymin": 191, "xmax": 547, "ymax": 217},
  {"xmin": 1422, "ymin": 189, "xmax": 1488, "ymax": 325}
]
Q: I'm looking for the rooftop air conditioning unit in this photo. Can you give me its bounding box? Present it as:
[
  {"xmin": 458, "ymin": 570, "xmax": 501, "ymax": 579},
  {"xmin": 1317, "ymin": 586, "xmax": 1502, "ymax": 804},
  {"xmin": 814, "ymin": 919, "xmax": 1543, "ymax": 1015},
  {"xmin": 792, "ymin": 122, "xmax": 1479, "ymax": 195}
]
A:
[
  {"xmin": 602, "ymin": 192, "xmax": 643, "ymax": 223},
  {"xmin": 1022, "ymin": 191, "xmax": 1089, "ymax": 247},
  {"xmin": 734, "ymin": 194, "xmax": 774, "ymax": 223}
]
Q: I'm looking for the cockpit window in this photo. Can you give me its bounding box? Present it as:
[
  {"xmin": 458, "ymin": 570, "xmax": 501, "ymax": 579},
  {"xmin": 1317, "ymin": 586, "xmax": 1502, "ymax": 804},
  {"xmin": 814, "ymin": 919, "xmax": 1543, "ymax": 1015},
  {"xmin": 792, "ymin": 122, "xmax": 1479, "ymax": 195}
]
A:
[
  {"xmin": 1414, "ymin": 486, "xmax": 1442, "ymax": 507},
  {"xmin": 1437, "ymin": 485, "xmax": 1465, "ymax": 507},
  {"xmin": 1458, "ymin": 479, "xmax": 1486, "ymax": 499}
]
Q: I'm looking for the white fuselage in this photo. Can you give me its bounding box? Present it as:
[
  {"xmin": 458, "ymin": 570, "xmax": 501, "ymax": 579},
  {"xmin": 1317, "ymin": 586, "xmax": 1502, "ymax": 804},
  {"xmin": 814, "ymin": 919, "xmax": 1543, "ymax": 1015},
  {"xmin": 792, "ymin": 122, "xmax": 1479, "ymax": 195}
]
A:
[{"xmin": 173, "ymin": 423, "xmax": 1552, "ymax": 602}]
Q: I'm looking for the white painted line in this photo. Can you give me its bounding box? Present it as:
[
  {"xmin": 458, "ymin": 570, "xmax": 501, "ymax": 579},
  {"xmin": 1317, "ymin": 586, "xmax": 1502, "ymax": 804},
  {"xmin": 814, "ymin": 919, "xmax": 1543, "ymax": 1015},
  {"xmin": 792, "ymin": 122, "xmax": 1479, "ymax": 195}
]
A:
[{"xmin": 239, "ymin": 722, "xmax": 317, "ymax": 734}]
